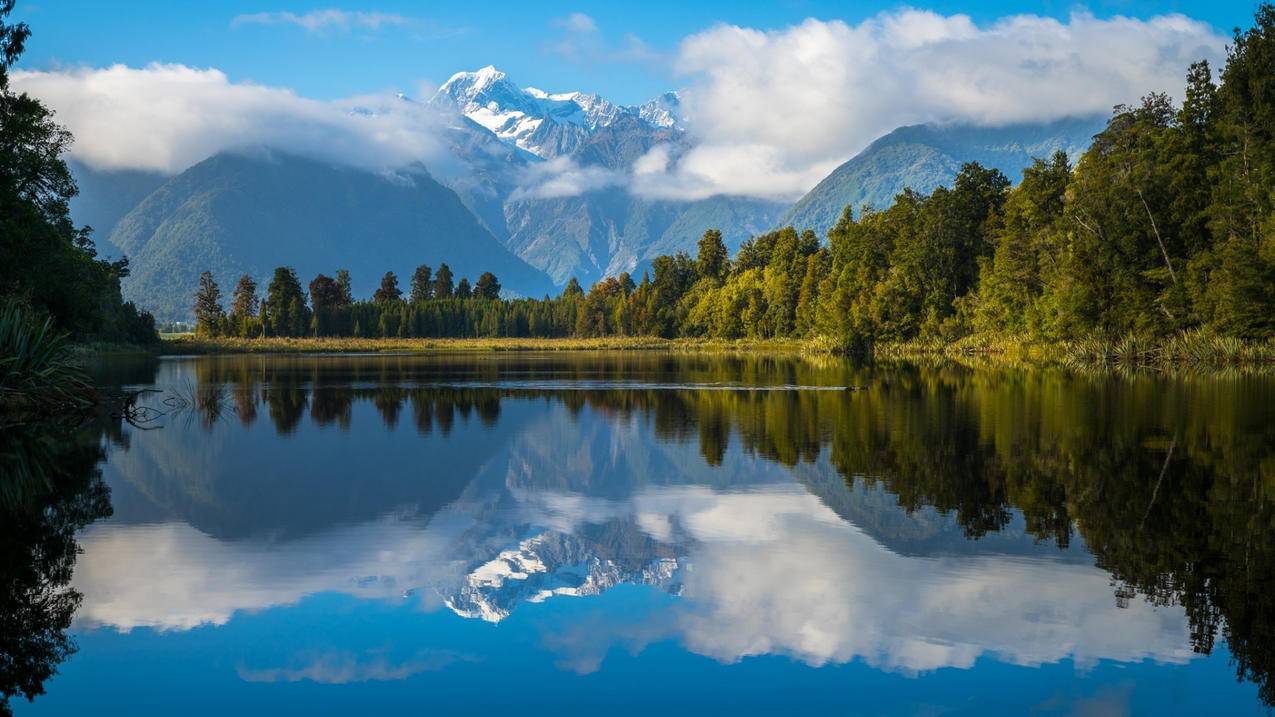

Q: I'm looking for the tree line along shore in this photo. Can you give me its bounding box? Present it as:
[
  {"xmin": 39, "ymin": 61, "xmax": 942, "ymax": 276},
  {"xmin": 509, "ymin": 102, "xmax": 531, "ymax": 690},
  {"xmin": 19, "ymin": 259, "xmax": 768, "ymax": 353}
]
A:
[
  {"xmin": 185, "ymin": 5, "xmax": 1275, "ymax": 366},
  {"xmin": 4, "ymin": 4, "xmax": 1275, "ymax": 421}
]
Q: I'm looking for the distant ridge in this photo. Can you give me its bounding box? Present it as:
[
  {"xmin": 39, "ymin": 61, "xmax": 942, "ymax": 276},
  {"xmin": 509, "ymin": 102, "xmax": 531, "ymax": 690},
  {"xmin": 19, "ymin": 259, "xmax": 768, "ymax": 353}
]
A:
[
  {"xmin": 108, "ymin": 151, "xmax": 555, "ymax": 321},
  {"xmin": 781, "ymin": 116, "xmax": 1107, "ymax": 236}
]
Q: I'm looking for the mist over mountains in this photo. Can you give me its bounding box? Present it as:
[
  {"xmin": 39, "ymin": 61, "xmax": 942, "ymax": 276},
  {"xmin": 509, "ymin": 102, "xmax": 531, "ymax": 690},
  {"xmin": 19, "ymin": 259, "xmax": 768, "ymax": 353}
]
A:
[{"xmin": 69, "ymin": 65, "xmax": 1104, "ymax": 321}]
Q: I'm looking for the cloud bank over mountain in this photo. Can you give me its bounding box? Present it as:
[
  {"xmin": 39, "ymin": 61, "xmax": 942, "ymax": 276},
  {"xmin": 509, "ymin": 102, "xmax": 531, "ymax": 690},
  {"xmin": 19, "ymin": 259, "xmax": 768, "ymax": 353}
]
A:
[
  {"xmin": 653, "ymin": 10, "xmax": 1228, "ymax": 199},
  {"xmin": 10, "ymin": 63, "xmax": 450, "ymax": 175},
  {"xmin": 14, "ymin": 9, "xmax": 1227, "ymax": 201}
]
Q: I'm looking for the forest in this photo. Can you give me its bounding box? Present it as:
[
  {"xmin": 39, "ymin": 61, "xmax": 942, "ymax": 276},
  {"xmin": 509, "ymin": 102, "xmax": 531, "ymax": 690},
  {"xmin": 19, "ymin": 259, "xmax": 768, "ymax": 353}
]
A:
[{"xmin": 192, "ymin": 4, "xmax": 1275, "ymax": 352}]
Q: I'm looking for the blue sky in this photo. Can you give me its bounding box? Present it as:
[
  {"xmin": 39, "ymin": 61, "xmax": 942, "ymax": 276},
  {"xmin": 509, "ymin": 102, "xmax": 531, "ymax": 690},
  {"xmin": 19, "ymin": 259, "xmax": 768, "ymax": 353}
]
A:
[
  {"xmin": 14, "ymin": 0, "xmax": 1262, "ymax": 105},
  {"xmin": 9, "ymin": 1, "xmax": 1250, "ymax": 197}
]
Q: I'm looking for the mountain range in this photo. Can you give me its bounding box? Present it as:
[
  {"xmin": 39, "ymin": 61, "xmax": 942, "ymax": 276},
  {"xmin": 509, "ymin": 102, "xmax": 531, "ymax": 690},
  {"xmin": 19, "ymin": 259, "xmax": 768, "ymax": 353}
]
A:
[
  {"xmin": 69, "ymin": 66, "xmax": 1106, "ymax": 321},
  {"xmin": 780, "ymin": 116, "xmax": 1107, "ymax": 236}
]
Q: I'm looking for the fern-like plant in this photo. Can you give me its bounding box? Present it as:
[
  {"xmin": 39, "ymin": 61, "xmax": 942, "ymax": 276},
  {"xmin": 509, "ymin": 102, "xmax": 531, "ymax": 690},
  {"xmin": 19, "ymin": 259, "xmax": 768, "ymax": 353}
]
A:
[{"xmin": 0, "ymin": 301, "xmax": 93, "ymax": 417}]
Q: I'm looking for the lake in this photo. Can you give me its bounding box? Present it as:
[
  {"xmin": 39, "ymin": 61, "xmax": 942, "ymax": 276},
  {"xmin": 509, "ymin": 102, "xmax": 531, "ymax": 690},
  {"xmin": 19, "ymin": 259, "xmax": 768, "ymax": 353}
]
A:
[{"xmin": 5, "ymin": 352, "xmax": 1274, "ymax": 715}]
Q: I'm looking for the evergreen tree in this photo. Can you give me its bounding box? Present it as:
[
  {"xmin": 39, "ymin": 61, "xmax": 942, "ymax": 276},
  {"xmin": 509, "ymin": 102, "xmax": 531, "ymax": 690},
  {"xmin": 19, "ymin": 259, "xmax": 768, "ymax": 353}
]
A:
[
  {"xmin": 265, "ymin": 267, "xmax": 307, "ymax": 337},
  {"xmin": 193, "ymin": 271, "xmax": 223, "ymax": 336},
  {"xmin": 563, "ymin": 277, "xmax": 583, "ymax": 297},
  {"xmin": 474, "ymin": 272, "xmax": 501, "ymax": 300},
  {"xmin": 696, "ymin": 229, "xmax": 728, "ymax": 281},
  {"xmin": 972, "ymin": 152, "xmax": 1070, "ymax": 335},
  {"xmin": 230, "ymin": 275, "xmax": 257, "ymax": 318},
  {"xmin": 228, "ymin": 273, "xmax": 259, "ymax": 337},
  {"xmin": 258, "ymin": 298, "xmax": 270, "ymax": 337},
  {"xmin": 617, "ymin": 272, "xmax": 636, "ymax": 295},
  {"xmin": 334, "ymin": 269, "xmax": 354, "ymax": 305},
  {"xmin": 373, "ymin": 271, "xmax": 402, "ymax": 304},
  {"xmin": 288, "ymin": 297, "xmax": 305, "ymax": 336},
  {"xmin": 410, "ymin": 264, "xmax": 433, "ymax": 303},
  {"xmin": 433, "ymin": 263, "xmax": 454, "ymax": 298},
  {"xmin": 309, "ymin": 274, "xmax": 343, "ymax": 310},
  {"xmin": 309, "ymin": 274, "xmax": 344, "ymax": 336},
  {"xmin": 456, "ymin": 277, "xmax": 472, "ymax": 299}
]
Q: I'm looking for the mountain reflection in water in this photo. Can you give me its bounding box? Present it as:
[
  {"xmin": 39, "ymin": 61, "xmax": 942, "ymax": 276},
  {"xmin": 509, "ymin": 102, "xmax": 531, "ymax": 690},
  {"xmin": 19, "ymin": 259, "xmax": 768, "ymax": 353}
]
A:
[{"xmin": 5, "ymin": 353, "xmax": 1274, "ymax": 715}]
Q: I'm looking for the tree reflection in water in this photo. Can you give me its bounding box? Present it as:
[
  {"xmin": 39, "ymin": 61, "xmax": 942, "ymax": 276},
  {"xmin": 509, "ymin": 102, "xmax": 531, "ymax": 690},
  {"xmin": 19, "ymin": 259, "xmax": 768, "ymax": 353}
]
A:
[
  {"xmin": 7, "ymin": 353, "xmax": 1275, "ymax": 710},
  {"xmin": 183, "ymin": 355, "xmax": 1275, "ymax": 705},
  {"xmin": 0, "ymin": 421, "xmax": 113, "ymax": 716}
]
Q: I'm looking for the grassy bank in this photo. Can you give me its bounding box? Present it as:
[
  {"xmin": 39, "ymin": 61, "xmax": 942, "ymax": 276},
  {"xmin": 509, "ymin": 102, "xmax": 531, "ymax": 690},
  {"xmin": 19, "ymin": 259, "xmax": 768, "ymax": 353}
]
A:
[
  {"xmin": 149, "ymin": 331, "xmax": 1275, "ymax": 371},
  {"xmin": 873, "ymin": 330, "xmax": 1275, "ymax": 370},
  {"xmin": 158, "ymin": 335, "xmax": 814, "ymax": 355}
]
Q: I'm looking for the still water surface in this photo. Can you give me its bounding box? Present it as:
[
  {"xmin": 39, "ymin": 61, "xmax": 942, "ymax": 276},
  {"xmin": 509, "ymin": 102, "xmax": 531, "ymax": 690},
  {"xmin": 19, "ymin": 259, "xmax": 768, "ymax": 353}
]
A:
[{"xmin": 8, "ymin": 353, "xmax": 1275, "ymax": 714}]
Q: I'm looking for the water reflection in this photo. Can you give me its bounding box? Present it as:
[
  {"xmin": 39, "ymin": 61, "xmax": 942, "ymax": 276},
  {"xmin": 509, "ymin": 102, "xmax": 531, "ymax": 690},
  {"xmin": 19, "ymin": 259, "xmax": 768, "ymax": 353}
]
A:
[
  {"xmin": 0, "ymin": 422, "xmax": 114, "ymax": 715},
  {"xmin": 12, "ymin": 354, "xmax": 1275, "ymax": 713}
]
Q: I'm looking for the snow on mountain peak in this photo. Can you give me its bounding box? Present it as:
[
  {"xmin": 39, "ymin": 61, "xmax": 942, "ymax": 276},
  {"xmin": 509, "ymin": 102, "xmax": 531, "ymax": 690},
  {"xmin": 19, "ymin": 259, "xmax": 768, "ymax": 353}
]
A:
[
  {"xmin": 431, "ymin": 66, "xmax": 683, "ymax": 158},
  {"xmin": 443, "ymin": 531, "xmax": 682, "ymax": 623},
  {"xmin": 639, "ymin": 91, "xmax": 683, "ymax": 130}
]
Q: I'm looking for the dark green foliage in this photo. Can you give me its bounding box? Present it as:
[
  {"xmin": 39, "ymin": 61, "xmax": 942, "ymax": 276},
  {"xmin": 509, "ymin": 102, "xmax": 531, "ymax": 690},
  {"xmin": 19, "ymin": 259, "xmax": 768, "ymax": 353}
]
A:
[
  {"xmin": 695, "ymin": 229, "xmax": 728, "ymax": 281},
  {"xmin": 193, "ymin": 271, "xmax": 223, "ymax": 337},
  {"xmin": 373, "ymin": 271, "xmax": 401, "ymax": 304},
  {"xmin": 308, "ymin": 274, "xmax": 345, "ymax": 336},
  {"xmin": 455, "ymin": 277, "xmax": 472, "ymax": 300},
  {"xmin": 0, "ymin": 301, "xmax": 91, "ymax": 418},
  {"xmin": 432, "ymin": 263, "xmax": 454, "ymax": 299},
  {"xmin": 0, "ymin": 3, "xmax": 155, "ymax": 344},
  {"xmin": 409, "ymin": 265, "xmax": 433, "ymax": 303},
  {"xmin": 0, "ymin": 416, "xmax": 112, "ymax": 714},
  {"xmin": 309, "ymin": 275, "xmax": 342, "ymax": 310},
  {"xmin": 265, "ymin": 267, "xmax": 307, "ymax": 337},
  {"xmin": 334, "ymin": 269, "xmax": 353, "ymax": 305},
  {"xmin": 474, "ymin": 272, "xmax": 501, "ymax": 300},
  {"xmin": 796, "ymin": 4, "xmax": 1275, "ymax": 347}
]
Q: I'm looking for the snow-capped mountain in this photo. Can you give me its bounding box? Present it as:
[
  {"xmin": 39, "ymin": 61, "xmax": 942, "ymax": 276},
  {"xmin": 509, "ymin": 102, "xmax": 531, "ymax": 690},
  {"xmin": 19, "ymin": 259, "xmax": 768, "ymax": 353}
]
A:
[
  {"xmin": 638, "ymin": 91, "xmax": 682, "ymax": 130},
  {"xmin": 446, "ymin": 530, "xmax": 682, "ymax": 623},
  {"xmin": 431, "ymin": 65, "xmax": 682, "ymax": 159}
]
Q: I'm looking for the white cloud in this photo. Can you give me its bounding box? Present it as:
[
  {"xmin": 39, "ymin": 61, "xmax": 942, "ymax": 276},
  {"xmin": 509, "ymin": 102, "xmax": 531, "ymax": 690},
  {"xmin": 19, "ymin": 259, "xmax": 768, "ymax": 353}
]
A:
[
  {"xmin": 636, "ymin": 10, "xmax": 1228, "ymax": 199},
  {"xmin": 231, "ymin": 9, "xmax": 414, "ymax": 33},
  {"xmin": 238, "ymin": 649, "xmax": 474, "ymax": 684},
  {"xmin": 504, "ymin": 483, "xmax": 1196, "ymax": 675},
  {"xmin": 546, "ymin": 12, "xmax": 663, "ymax": 65},
  {"xmin": 73, "ymin": 480, "xmax": 1194, "ymax": 677},
  {"xmin": 554, "ymin": 12, "xmax": 598, "ymax": 34},
  {"xmin": 70, "ymin": 518, "xmax": 466, "ymax": 631},
  {"xmin": 13, "ymin": 8, "xmax": 1229, "ymax": 202},
  {"xmin": 10, "ymin": 64, "xmax": 448, "ymax": 174},
  {"xmin": 671, "ymin": 511, "xmax": 1193, "ymax": 672},
  {"xmin": 509, "ymin": 156, "xmax": 626, "ymax": 200}
]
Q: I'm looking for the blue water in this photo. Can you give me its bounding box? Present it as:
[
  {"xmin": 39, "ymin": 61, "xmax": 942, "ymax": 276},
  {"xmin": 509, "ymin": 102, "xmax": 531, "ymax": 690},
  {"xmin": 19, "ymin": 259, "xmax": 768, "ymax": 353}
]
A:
[{"xmin": 10, "ymin": 353, "xmax": 1272, "ymax": 715}]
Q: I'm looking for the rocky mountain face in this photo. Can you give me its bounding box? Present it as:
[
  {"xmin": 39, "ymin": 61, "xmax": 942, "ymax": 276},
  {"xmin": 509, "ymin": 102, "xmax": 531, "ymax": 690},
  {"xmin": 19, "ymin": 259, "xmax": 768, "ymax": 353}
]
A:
[
  {"xmin": 430, "ymin": 67, "xmax": 784, "ymax": 287},
  {"xmin": 781, "ymin": 116, "xmax": 1107, "ymax": 236},
  {"xmin": 108, "ymin": 151, "xmax": 555, "ymax": 320},
  {"xmin": 503, "ymin": 190, "xmax": 786, "ymax": 286},
  {"xmin": 431, "ymin": 65, "xmax": 680, "ymax": 161}
]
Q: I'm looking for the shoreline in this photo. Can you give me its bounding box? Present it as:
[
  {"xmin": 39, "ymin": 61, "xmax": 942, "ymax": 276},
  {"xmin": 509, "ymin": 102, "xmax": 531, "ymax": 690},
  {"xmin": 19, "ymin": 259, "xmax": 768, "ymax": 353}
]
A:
[
  {"xmin": 73, "ymin": 333, "xmax": 1275, "ymax": 372},
  {"xmin": 151, "ymin": 335, "xmax": 817, "ymax": 356}
]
